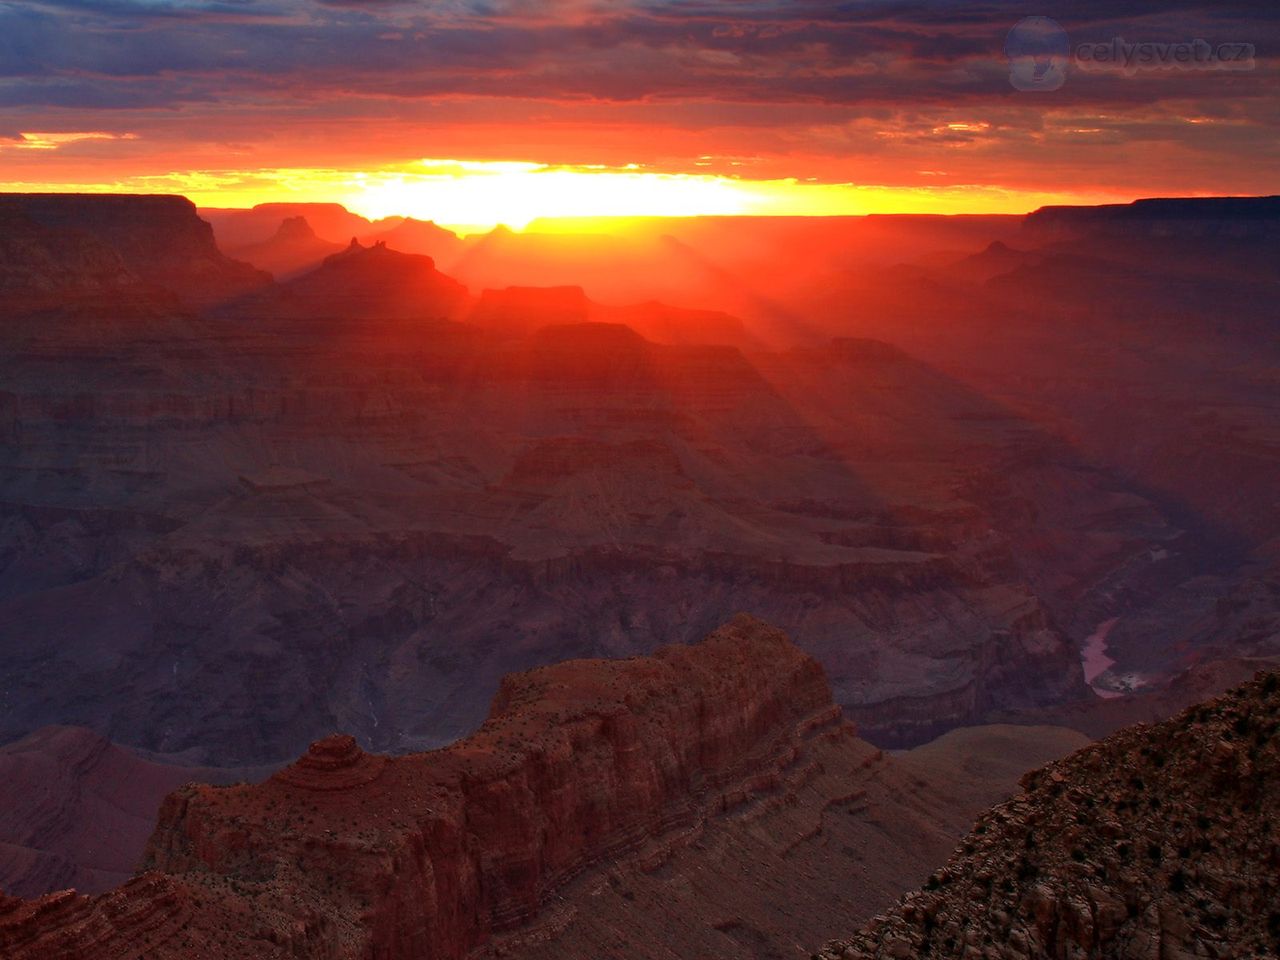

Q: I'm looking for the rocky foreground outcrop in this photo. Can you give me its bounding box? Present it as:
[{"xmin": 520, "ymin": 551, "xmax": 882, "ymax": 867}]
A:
[
  {"xmin": 819, "ymin": 670, "xmax": 1280, "ymax": 959},
  {"xmin": 0, "ymin": 616, "xmax": 1082, "ymax": 959},
  {"xmin": 0, "ymin": 617, "xmax": 831, "ymax": 957}
]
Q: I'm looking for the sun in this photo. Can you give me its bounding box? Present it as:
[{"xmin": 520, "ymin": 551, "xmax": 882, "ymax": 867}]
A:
[
  {"xmin": 347, "ymin": 160, "xmax": 761, "ymax": 232},
  {"xmin": 0, "ymin": 157, "xmax": 1132, "ymax": 233},
  {"xmin": 338, "ymin": 161, "xmax": 1127, "ymax": 233}
]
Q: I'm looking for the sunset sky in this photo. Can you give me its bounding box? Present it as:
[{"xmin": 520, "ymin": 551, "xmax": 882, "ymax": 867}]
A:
[{"xmin": 0, "ymin": 0, "xmax": 1276, "ymax": 228}]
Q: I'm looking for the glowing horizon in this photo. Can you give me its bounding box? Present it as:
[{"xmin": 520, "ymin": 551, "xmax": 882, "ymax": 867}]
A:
[
  {"xmin": 1, "ymin": 0, "xmax": 1273, "ymax": 234},
  {"xmin": 0, "ymin": 159, "xmax": 1138, "ymax": 233}
]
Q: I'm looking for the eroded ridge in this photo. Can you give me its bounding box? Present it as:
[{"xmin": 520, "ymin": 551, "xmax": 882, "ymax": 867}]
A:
[{"xmin": 1, "ymin": 614, "xmax": 844, "ymax": 959}]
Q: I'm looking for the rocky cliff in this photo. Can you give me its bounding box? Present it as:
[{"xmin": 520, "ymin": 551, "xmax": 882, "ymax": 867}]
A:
[
  {"xmin": 232, "ymin": 238, "xmax": 470, "ymax": 320},
  {"xmin": 0, "ymin": 617, "xmax": 831, "ymax": 957},
  {"xmin": 226, "ymin": 216, "xmax": 345, "ymax": 280},
  {"xmin": 0, "ymin": 616, "xmax": 1086, "ymax": 959},
  {"xmin": 0, "ymin": 194, "xmax": 269, "ymax": 309},
  {"xmin": 820, "ymin": 669, "xmax": 1280, "ymax": 959},
  {"xmin": 1022, "ymin": 196, "xmax": 1280, "ymax": 242}
]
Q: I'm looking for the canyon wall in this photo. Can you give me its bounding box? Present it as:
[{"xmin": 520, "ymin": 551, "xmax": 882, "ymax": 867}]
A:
[
  {"xmin": 0, "ymin": 727, "xmax": 264, "ymax": 898},
  {"xmin": 0, "ymin": 615, "xmax": 1089, "ymax": 959},
  {"xmin": 0, "ymin": 617, "xmax": 844, "ymax": 958},
  {"xmin": 1022, "ymin": 195, "xmax": 1280, "ymax": 242},
  {"xmin": 0, "ymin": 194, "xmax": 269, "ymax": 308},
  {"xmin": 0, "ymin": 276, "xmax": 1109, "ymax": 763},
  {"xmin": 6, "ymin": 190, "xmax": 1274, "ymax": 801}
]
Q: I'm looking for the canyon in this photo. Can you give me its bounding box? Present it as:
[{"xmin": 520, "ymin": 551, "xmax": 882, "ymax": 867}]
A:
[
  {"xmin": 6, "ymin": 1, "xmax": 1275, "ymax": 955},
  {"xmin": 0, "ymin": 616, "xmax": 1085, "ymax": 959},
  {"xmin": 2, "ymin": 194, "xmax": 1277, "ymax": 772},
  {"xmin": 0, "ymin": 194, "xmax": 1117, "ymax": 768},
  {"xmin": 1, "ymin": 194, "xmax": 1277, "ymax": 945}
]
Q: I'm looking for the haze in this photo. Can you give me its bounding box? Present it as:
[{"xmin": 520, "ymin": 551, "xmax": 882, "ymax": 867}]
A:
[{"xmin": 1, "ymin": 2, "xmax": 1279, "ymax": 959}]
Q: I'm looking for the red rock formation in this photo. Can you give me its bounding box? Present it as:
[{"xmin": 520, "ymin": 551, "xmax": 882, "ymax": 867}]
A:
[
  {"xmin": 0, "ymin": 616, "xmax": 845, "ymax": 958},
  {"xmin": 0, "ymin": 193, "xmax": 269, "ymax": 309},
  {"xmin": 468, "ymin": 285, "xmax": 752, "ymax": 347},
  {"xmin": 201, "ymin": 202, "xmax": 399, "ymax": 250},
  {"xmin": 470, "ymin": 285, "xmax": 592, "ymax": 339},
  {"xmin": 226, "ymin": 216, "xmax": 344, "ymax": 280},
  {"xmin": 362, "ymin": 218, "xmax": 462, "ymax": 264},
  {"xmin": 242, "ymin": 238, "xmax": 470, "ymax": 320}
]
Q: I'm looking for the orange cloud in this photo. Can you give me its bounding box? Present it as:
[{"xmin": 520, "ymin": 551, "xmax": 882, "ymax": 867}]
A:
[{"xmin": 0, "ymin": 132, "xmax": 139, "ymax": 152}]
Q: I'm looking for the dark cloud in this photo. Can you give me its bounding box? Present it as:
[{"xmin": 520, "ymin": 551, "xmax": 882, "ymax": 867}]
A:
[
  {"xmin": 20, "ymin": 0, "xmax": 284, "ymax": 23},
  {"xmin": 3, "ymin": 0, "xmax": 1273, "ymax": 104},
  {"xmin": 0, "ymin": 0, "xmax": 1275, "ymax": 191}
]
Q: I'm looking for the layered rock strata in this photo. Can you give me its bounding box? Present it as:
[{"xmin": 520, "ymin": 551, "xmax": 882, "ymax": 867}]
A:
[
  {"xmin": 0, "ymin": 616, "xmax": 875, "ymax": 959},
  {"xmin": 820, "ymin": 670, "xmax": 1280, "ymax": 959}
]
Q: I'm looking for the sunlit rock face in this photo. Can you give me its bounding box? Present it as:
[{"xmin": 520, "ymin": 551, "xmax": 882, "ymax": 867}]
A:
[{"xmin": 2, "ymin": 617, "xmax": 1063, "ymax": 960}]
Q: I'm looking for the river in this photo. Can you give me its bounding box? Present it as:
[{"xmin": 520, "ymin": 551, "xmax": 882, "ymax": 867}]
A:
[{"xmin": 1081, "ymin": 617, "xmax": 1122, "ymax": 699}]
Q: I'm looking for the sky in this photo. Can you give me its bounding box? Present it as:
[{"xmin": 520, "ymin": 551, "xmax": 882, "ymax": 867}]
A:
[{"xmin": 0, "ymin": 0, "xmax": 1276, "ymax": 227}]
